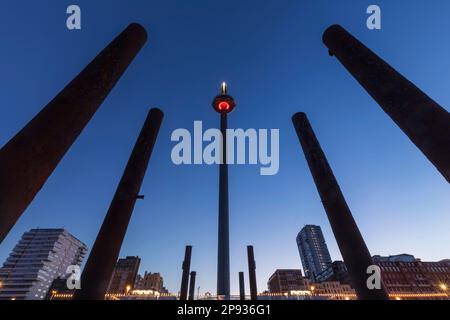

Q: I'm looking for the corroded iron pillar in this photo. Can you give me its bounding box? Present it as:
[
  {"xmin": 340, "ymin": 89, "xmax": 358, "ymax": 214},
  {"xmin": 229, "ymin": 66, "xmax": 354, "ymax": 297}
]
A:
[
  {"xmin": 323, "ymin": 24, "xmax": 450, "ymax": 183},
  {"xmin": 292, "ymin": 112, "xmax": 389, "ymax": 300},
  {"xmin": 180, "ymin": 245, "xmax": 192, "ymax": 301},
  {"xmin": 73, "ymin": 108, "xmax": 163, "ymax": 300},
  {"xmin": 188, "ymin": 271, "xmax": 197, "ymax": 301},
  {"xmin": 0, "ymin": 23, "xmax": 148, "ymax": 243},
  {"xmin": 247, "ymin": 246, "xmax": 258, "ymax": 301},
  {"xmin": 239, "ymin": 272, "xmax": 246, "ymax": 300}
]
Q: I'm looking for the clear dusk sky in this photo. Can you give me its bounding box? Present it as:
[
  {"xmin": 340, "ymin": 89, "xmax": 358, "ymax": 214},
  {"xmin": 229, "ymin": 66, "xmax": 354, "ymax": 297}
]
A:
[{"xmin": 0, "ymin": 0, "xmax": 449, "ymax": 295}]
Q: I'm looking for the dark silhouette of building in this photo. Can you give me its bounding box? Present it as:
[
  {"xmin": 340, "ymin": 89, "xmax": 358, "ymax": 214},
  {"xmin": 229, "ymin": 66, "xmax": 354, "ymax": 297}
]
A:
[{"xmin": 107, "ymin": 256, "xmax": 141, "ymax": 294}]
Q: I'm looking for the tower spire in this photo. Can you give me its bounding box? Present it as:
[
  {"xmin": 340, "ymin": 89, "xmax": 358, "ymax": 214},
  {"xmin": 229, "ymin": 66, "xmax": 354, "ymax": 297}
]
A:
[{"xmin": 221, "ymin": 82, "xmax": 228, "ymax": 95}]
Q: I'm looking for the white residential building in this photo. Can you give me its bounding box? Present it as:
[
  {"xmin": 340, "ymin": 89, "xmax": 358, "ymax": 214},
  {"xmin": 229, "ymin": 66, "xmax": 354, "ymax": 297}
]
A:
[{"xmin": 0, "ymin": 229, "xmax": 87, "ymax": 300}]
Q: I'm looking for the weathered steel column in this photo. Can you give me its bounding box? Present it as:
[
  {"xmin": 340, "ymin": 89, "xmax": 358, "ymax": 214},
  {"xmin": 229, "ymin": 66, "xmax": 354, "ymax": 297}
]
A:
[
  {"xmin": 188, "ymin": 271, "xmax": 197, "ymax": 301},
  {"xmin": 239, "ymin": 272, "xmax": 246, "ymax": 300},
  {"xmin": 247, "ymin": 246, "xmax": 258, "ymax": 300},
  {"xmin": 0, "ymin": 23, "xmax": 148, "ymax": 243},
  {"xmin": 292, "ymin": 112, "xmax": 389, "ymax": 300},
  {"xmin": 180, "ymin": 245, "xmax": 192, "ymax": 301},
  {"xmin": 73, "ymin": 108, "xmax": 163, "ymax": 300},
  {"xmin": 323, "ymin": 24, "xmax": 450, "ymax": 183}
]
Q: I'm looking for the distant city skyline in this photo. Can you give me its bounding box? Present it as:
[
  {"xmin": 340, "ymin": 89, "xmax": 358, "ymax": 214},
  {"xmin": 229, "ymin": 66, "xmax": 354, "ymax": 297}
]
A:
[
  {"xmin": 0, "ymin": 0, "xmax": 449, "ymax": 296},
  {"xmin": 1, "ymin": 225, "xmax": 448, "ymax": 298}
]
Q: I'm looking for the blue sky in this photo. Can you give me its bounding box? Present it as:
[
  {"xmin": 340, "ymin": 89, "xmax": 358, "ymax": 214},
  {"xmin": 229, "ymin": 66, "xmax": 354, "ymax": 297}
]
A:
[{"xmin": 0, "ymin": 0, "xmax": 449, "ymax": 295}]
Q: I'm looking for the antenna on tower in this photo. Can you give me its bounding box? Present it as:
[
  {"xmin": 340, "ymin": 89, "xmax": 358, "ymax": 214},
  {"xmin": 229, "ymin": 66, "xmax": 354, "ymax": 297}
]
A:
[{"xmin": 221, "ymin": 82, "xmax": 227, "ymax": 95}]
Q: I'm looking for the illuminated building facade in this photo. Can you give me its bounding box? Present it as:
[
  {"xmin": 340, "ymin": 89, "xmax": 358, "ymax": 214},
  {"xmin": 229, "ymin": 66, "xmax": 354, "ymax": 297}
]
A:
[
  {"xmin": 314, "ymin": 281, "xmax": 356, "ymax": 300},
  {"xmin": 316, "ymin": 255, "xmax": 450, "ymax": 299},
  {"xmin": 374, "ymin": 255, "xmax": 450, "ymax": 299},
  {"xmin": 0, "ymin": 229, "xmax": 86, "ymax": 300}
]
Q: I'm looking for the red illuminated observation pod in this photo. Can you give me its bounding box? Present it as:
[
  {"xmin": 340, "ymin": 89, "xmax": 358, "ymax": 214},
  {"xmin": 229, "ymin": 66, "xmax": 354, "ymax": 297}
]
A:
[{"xmin": 212, "ymin": 82, "xmax": 236, "ymax": 114}]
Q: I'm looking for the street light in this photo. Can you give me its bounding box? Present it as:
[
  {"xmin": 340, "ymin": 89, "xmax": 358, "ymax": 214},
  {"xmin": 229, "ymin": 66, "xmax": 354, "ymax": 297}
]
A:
[
  {"xmin": 126, "ymin": 285, "xmax": 131, "ymax": 295},
  {"xmin": 50, "ymin": 290, "xmax": 57, "ymax": 301},
  {"xmin": 310, "ymin": 285, "xmax": 316, "ymax": 298},
  {"xmin": 439, "ymin": 283, "xmax": 449, "ymax": 300}
]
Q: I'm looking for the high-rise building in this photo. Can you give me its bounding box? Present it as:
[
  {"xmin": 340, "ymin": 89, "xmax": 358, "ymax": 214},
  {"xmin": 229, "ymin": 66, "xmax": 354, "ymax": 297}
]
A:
[
  {"xmin": 296, "ymin": 225, "xmax": 332, "ymax": 280},
  {"xmin": 107, "ymin": 256, "xmax": 141, "ymax": 294},
  {"xmin": 268, "ymin": 269, "xmax": 309, "ymax": 294},
  {"xmin": 0, "ymin": 228, "xmax": 87, "ymax": 300}
]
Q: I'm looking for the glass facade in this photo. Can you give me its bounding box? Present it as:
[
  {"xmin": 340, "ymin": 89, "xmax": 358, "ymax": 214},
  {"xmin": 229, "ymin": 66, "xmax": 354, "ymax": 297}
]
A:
[{"xmin": 296, "ymin": 225, "xmax": 332, "ymax": 281}]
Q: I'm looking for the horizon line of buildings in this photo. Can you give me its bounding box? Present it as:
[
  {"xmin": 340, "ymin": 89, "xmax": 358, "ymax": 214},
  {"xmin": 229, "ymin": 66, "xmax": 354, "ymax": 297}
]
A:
[
  {"xmin": 0, "ymin": 226, "xmax": 449, "ymax": 300},
  {"xmin": 286, "ymin": 225, "xmax": 449, "ymax": 300},
  {"xmin": 0, "ymin": 229, "xmax": 168, "ymax": 300}
]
